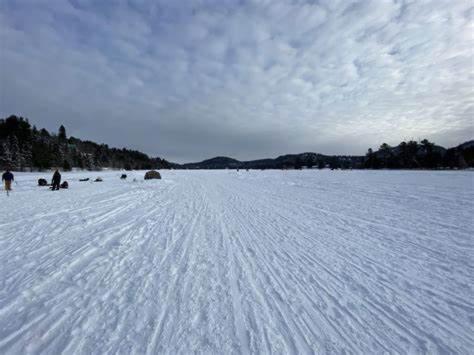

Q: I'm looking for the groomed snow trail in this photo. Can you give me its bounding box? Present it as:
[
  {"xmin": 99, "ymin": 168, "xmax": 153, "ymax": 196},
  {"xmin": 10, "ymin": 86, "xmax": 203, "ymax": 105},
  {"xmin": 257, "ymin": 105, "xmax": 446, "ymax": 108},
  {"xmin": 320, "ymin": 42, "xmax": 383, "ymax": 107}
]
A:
[{"xmin": 0, "ymin": 170, "xmax": 473, "ymax": 354}]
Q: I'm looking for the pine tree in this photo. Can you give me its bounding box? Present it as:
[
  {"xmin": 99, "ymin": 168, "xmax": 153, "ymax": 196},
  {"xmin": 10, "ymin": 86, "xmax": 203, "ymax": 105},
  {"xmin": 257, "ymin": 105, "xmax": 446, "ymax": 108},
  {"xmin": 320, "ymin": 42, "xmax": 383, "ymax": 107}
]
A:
[
  {"xmin": 63, "ymin": 159, "xmax": 72, "ymax": 171},
  {"xmin": 58, "ymin": 125, "xmax": 67, "ymax": 140},
  {"xmin": 365, "ymin": 148, "xmax": 379, "ymax": 169},
  {"xmin": 7, "ymin": 135, "xmax": 20, "ymax": 170},
  {"xmin": 0, "ymin": 141, "xmax": 12, "ymax": 168},
  {"xmin": 40, "ymin": 128, "xmax": 50, "ymax": 137},
  {"xmin": 49, "ymin": 142, "xmax": 63, "ymax": 168}
]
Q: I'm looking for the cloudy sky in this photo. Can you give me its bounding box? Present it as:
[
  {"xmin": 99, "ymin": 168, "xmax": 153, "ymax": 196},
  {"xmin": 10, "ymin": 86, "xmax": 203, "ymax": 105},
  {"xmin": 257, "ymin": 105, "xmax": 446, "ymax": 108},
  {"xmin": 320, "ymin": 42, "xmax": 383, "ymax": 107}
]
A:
[{"xmin": 0, "ymin": 0, "xmax": 472, "ymax": 162}]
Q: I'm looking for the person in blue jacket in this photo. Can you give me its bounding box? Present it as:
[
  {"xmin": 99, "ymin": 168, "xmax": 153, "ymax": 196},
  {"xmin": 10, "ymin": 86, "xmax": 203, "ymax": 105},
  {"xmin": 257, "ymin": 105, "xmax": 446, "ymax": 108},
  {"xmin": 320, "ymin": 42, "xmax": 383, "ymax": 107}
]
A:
[{"xmin": 2, "ymin": 169, "xmax": 14, "ymax": 195}]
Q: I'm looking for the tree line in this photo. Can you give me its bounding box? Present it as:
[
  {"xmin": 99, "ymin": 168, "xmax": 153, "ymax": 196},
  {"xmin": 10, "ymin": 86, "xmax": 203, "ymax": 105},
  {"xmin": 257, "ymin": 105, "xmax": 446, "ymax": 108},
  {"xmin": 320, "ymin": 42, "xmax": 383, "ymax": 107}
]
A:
[
  {"xmin": 1, "ymin": 114, "xmax": 472, "ymax": 171},
  {"xmin": 0, "ymin": 115, "xmax": 171, "ymax": 171},
  {"xmin": 364, "ymin": 139, "xmax": 473, "ymax": 169},
  {"xmin": 178, "ymin": 140, "xmax": 473, "ymax": 171}
]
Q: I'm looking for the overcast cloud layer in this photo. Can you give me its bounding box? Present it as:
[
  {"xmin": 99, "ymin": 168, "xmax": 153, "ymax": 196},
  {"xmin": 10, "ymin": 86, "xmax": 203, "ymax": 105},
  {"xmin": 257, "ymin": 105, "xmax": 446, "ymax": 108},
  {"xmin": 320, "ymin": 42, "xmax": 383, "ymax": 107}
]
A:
[{"xmin": 1, "ymin": 0, "xmax": 473, "ymax": 162}]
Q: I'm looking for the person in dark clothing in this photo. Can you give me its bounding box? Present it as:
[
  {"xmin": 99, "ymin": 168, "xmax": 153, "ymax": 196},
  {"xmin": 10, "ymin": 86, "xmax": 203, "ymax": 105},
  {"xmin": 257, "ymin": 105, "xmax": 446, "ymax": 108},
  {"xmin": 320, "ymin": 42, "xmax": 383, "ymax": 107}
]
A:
[
  {"xmin": 51, "ymin": 169, "xmax": 61, "ymax": 191},
  {"xmin": 2, "ymin": 169, "xmax": 14, "ymax": 195}
]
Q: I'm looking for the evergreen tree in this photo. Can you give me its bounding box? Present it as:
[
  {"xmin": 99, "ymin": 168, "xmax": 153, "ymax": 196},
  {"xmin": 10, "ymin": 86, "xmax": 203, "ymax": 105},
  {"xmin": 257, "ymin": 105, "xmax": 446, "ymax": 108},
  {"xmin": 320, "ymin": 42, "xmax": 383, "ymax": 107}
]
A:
[
  {"xmin": 294, "ymin": 157, "xmax": 303, "ymax": 169},
  {"xmin": 51, "ymin": 142, "xmax": 63, "ymax": 167},
  {"xmin": 366, "ymin": 148, "xmax": 382, "ymax": 169},
  {"xmin": 63, "ymin": 159, "xmax": 72, "ymax": 171},
  {"xmin": 7, "ymin": 135, "xmax": 20, "ymax": 170},
  {"xmin": 40, "ymin": 128, "xmax": 50, "ymax": 137},
  {"xmin": 58, "ymin": 125, "xmax": 67, "ymax": 140},
  {"xmin": 0, "ymin": 141, "xmax": 12, "ymax": 168},
  {"xmin": 32, "ymin": 140, "xmax": 52, "ymax": 170},
  {"xmin": 406, "ymin": 141, "xmax": 419, "ymax": 168},
  {"xmin": 399, "ymin": 141, "xmax": 409, "ymax": 167}
]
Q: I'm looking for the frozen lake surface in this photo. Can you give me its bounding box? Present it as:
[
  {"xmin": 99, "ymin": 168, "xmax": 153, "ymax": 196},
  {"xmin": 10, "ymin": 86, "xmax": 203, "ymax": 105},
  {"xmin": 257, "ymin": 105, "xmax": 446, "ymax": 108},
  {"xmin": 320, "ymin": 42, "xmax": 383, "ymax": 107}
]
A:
[{"xmin": 0, "ymin": 170, "xmax": 473, "ymax": 354}]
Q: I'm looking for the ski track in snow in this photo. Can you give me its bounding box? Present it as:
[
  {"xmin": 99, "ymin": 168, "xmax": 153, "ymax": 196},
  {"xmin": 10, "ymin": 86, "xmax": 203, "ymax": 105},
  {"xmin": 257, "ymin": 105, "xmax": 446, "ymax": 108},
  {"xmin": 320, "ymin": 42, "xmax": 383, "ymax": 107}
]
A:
[{"xmin": 0, "ymin": 170, "xmax": 473, "ymax": 354}]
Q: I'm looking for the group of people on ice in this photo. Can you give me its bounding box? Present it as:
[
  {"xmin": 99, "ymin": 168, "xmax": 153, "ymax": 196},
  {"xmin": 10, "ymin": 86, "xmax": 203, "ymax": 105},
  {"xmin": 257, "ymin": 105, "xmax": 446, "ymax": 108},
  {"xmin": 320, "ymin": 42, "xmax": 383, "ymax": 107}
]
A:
[{"xmin": 2, "ymin": 168, "xmax": 62, "ymax": 195}]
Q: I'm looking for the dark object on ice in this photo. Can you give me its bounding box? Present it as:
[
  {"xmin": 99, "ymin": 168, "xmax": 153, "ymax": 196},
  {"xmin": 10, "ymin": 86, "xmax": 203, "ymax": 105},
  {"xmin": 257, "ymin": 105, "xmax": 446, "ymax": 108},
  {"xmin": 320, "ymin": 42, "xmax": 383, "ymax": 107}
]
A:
[
  {"xmin": 95, "ymin": 177, "xmax": 103, "ymax": 182},
  {"xmin": 120, "ymin": 174, "xmax": 127, "ymax": 179},
  {"xmin": 51, "ymin": 169, "xmax": 61, "ymax": 191},
  {"xmin": 79, "ymin": 178, "xmax": 90, "ymax": 182},
  {"xmin": 144, "ymin": 170, "xmax": 161, "ymax": 180},
  {"xmin": 38, "ymin": 178, "xmax": 48, "ymax": 186},
  {"xmin": 60, "ymin": 181, "xmax": 69, "ymax": 189}
]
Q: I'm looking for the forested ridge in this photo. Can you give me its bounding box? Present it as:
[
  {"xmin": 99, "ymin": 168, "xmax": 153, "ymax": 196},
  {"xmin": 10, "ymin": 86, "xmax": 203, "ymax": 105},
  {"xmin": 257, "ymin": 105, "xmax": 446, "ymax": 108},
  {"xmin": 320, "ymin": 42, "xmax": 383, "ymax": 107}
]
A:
[
  {"xmin": 0, "ymin": 115, "xmax": 171, "ymax": 171},
  {"xmin": 178, "ymin": 140, "xmax": 474, "ymax": 170}
]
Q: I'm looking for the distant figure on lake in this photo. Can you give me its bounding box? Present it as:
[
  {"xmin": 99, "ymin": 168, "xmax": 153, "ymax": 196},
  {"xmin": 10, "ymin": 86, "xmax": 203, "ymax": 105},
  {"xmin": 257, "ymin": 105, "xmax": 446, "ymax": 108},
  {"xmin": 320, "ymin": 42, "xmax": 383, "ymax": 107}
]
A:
[
  {"xmin": 2, "ymin": 169, "xmax": 14, "ymax": 196},
  {"xmin": 51, "ymin": 169, "xmax": 61, "ymax": 191}
]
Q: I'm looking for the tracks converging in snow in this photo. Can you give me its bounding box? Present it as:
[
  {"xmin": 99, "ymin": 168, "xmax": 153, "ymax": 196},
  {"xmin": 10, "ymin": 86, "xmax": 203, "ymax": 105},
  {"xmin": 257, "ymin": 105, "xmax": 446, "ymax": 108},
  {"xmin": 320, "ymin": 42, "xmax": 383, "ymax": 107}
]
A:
[{"xmin": 0, "ymin": 170, "xmax": 473, "ymax": 353}]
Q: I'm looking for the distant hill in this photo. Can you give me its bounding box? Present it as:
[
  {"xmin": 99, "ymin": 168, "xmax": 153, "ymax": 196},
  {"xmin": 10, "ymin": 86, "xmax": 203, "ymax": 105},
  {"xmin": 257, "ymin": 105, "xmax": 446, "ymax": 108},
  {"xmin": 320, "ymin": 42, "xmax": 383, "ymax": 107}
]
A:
[
  {"xmin": 178, "ymin": 140, "xmax": 474, "ymax": 170},
  {"xmin": 456, "ymin": 140, "xmax": 474, "ymax": 150},
  {"xmin": 0, "ymin": 115, "xmax": 171, "ymax": 171},
  {"xmin": 179, "ymin": 153, "xmax": 365, "ymax": 170},
  {"xmin": 445, "ymin": 140, "xmax": 474, "ymax": 168},
  {"xmin": 180, "ymin": 156, "xmax": 242, "ymax": 169}
]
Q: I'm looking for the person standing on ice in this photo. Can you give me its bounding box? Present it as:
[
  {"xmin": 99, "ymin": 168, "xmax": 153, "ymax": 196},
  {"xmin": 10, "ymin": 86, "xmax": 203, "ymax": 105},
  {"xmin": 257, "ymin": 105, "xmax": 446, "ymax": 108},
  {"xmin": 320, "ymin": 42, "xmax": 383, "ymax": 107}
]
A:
[
  {"xmin": 2, "ymin": 169, "xmax": 14, "ymax": 196},
  {"xmin": 51, "ymin": 169, "xmax": 61, "ymax": 191}
]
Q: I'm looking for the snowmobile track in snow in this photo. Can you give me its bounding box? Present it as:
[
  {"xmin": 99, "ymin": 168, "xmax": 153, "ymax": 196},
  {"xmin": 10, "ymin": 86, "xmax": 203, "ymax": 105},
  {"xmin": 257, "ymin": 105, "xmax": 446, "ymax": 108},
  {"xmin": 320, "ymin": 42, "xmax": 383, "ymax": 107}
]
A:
[{"xmin": 0, "ymin": 170, "xmax": 473, "ymax": 354}]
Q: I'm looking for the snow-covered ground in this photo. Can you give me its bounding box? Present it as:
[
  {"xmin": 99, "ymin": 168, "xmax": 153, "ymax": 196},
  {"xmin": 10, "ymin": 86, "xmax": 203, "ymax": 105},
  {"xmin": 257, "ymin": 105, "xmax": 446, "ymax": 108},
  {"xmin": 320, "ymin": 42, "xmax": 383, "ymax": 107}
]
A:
[{"xmin": 0, "ymin": 169, "xmax": 473, "ymax": 354}]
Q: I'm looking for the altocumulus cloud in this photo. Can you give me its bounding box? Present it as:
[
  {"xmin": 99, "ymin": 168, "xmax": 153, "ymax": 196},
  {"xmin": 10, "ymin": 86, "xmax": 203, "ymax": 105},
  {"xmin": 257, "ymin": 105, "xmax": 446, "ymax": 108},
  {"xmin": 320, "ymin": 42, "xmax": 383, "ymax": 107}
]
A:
[{"xmin": 0, "ymin": 0, "xmax": 472, "ymax": 162}]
